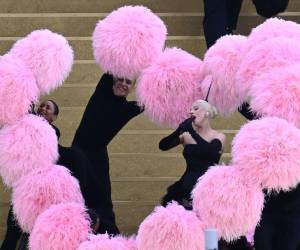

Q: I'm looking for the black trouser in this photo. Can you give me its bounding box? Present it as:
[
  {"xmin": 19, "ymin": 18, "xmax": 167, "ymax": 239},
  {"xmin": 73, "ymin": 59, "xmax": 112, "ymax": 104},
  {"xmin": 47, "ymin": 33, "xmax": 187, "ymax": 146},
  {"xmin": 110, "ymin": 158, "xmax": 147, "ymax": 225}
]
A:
[
  {"xmin": 82, "ymin": 148, "xmax": 120, "ymax": 235},
  {"xmin": 0, "ymin": 206, "xmax": 22, "ymax": 250},
  {"xmin": 254, "ymin": 212, "xmax": 300, "ymax": 250},
  {"xmin": 203, "ymin": 0, "xmax": 289, "ymax": 48},
  {"xmin": 203, "ymin": 0, "xmax": 243, "ymax": 48}
]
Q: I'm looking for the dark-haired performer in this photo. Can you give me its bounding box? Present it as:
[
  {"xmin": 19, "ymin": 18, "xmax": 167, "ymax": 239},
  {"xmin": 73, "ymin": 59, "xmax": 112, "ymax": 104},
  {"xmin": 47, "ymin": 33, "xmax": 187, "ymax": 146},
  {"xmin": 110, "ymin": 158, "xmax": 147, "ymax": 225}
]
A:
[{"xmin": 72, "ymin": 73, "xmax": 143, "ymax": 235}]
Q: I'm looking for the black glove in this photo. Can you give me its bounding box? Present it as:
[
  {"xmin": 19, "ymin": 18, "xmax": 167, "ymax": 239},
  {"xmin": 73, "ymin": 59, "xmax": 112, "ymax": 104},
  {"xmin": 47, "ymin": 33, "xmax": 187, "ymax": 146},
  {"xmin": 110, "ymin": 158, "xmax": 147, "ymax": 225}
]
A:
[{"xmin": 178, "ymin": 117, "xmax": 193, "ymax": 134}]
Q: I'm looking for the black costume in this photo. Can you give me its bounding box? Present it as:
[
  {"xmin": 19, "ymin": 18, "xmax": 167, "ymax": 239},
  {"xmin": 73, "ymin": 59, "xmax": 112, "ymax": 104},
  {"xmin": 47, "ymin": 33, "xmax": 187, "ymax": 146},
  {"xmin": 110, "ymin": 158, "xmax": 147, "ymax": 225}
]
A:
[
  {"xmin": 159, "ymin": 120, "xmax": 222, "ymax": 208},
  {"xmin": 0, "ymin": 125, "xmax": 94, "ymax": 250},
  {"xmin": 203, "ymin": 0, "xmax": 289, "ymax": 48},
  {"xmin": 237, "ymin": 105, "xmax": 300, "ymax": 250},
  {"xmin": 72, "ymin": 73, "xmax": 143, "ymax": 235}
]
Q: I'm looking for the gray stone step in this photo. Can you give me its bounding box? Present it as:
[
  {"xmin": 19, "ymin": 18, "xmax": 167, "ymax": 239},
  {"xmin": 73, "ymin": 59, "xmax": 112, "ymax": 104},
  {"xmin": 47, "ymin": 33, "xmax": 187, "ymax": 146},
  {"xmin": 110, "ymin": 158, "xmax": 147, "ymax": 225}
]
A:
[
  {"xmin": 0, "ymin": 15, "xmax": 203, "ymax": 37},
  {"xmin": 0, "ymin": 0, "xmax": 299, "ymax": 13},
  {"xmin": 1, "ymin": 14, "xmax": 298, "ymax": 38},
  {"xmin": 0, "ymin": 36, "xmax": 205, "ymax": 59}
]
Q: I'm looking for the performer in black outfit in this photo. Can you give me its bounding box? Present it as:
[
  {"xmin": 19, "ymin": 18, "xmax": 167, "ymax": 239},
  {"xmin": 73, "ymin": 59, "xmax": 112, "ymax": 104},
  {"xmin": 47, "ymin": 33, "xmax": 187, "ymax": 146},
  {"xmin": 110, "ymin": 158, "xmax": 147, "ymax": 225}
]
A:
[
  {"xmin": 159, "ymin": 99, "xmax": 225, "ymax": 209},
  {"xmin": 237, "ymin": 102, "xmax": 300, "ymax": 250},
  {"xmin": 203, "ymin": 0, "xmax": 289, "ymax": 48},
  {"xmin": 72, "ymin": 73, "xmax": 143, "ymax": 235},
  {"xmin": 0, "ymin": 100, "xmax": 97, "ymax": 250}
]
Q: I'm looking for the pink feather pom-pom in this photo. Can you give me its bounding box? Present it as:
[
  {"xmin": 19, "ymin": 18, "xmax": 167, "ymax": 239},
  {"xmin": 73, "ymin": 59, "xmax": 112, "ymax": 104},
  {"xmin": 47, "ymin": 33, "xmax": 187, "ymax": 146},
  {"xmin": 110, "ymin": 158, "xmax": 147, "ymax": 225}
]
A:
[
  {"xmin": 93, "ymin": 5, "xmax": 167, "ymax": 80},
  {"xmin": 250, "ymin": 64, "xmax": 300, "ymax": 128},
  {"xmin": 247, "ymin": 18, "xmax": 300, "ymax": 52},
  {"xmin": 236, "ymin": 37, "xmax": 300, "ymax": 98},
  {"xmin": 137, "ymin": 202, "xmax": 204, "ymax": 250},
  {"xmin": 232, "ymin": 117, "xmax": 300, "ymax": 191},
  {"xmin": 29, "ymin": 202, "xmax": 90, "ymax": 250},
  {"xmin": 9, "ymin": 29, "xmax": 73, "ymax": 94},
  {"xmin": 136, "ymin": 47, "xmax": 204, "ymax": 127},
  {"xmin": 0, "ymin": 115, "xmax": 58, "ymax": 187},
  {"xmin": 78, "ymin": 234, "xmax": 137, "ymax": 250},
  {"xmin": 202, "ymin": 35, "xmax": 248, "ymax": 116},
  {"xmin": 0, "ymin": 54, "xmax": 38, "ymax": 126},
  {"xmin": 192, "ymin": 166, "xmax": 264, "ymax": 241},
  {"xmin": 12, "ymin": 165, "xmax": 84, "ymax": 233}
]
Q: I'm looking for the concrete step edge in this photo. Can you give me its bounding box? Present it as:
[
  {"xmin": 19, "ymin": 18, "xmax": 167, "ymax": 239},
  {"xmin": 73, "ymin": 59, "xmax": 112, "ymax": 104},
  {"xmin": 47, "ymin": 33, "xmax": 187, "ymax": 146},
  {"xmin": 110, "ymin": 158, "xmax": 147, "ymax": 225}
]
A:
[
  {"xmin": 0, "ymin": 35, "xmax": 205, "ymax": 41},
  {"xmin": 0, "ymin": 12, "xmax": 296, "ymax": 17}
]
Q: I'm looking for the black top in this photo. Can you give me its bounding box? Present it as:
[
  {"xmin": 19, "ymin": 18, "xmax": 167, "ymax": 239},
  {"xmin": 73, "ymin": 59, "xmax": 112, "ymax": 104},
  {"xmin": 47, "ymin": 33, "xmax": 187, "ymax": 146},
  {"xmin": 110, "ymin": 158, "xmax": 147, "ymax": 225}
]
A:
[
  {"xmin": 160, "ymin": 123, "xmax": 222, "ymax": 190},
  {"xmin": 72, "ymin": 73, "xmax": 143, "ymax": 152}
]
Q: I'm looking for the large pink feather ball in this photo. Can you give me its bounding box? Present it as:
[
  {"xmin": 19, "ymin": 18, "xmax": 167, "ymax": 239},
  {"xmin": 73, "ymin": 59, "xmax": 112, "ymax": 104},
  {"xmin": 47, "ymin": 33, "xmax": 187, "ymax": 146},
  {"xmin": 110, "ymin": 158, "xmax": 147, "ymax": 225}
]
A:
[
  {"xmin": 247, "ymin": 18, "xmax": 300, "ymax": 52},
  {"xmin": 78, "ymin": 234, "xmax": 137, "ymax": 250},
  {"xmin": 202, "ymin": 35, "xmax": 248, "ymax": 116},
  {"xmin": 9, "ymin": 29, "xmax": 74, "ymax": 94},
  {"xmin": 0, "ymin": 54, "xmax": 38, "ymax": 125},
  {"xmin": 136, "ymin": 47, "xmax": 204, "ymax": 127},
  {"xmin": 12, "ymin": 165, "xmax": 84, "ymax": 233},
  {"xmin": 0, "ymin": 115, "xmax": 58, "ymax": 187},
  {"xmin": 29, "ymin": 202, "xmax": 90, "ymax": 250},
  {"xmin": 93, "ymin": 5, "xmax": 167, "ymax": 80},
  {"xmin": 232, "ymin": 117, "xmax": 300, "ymax": 191},
  {"xmin": 137, "ymin": 202, "xmax": 204, "ymax": 250},
  {"xmin": 192, "ymin": 166, "xmax": 264, "ymax": 241},
  {"xmin": 236, "ymin": 37, "xmax": 300, "ymax": 96},
  {"xmin": 250, "ymin": 64, "xmax": 300, "ymax": 128}
]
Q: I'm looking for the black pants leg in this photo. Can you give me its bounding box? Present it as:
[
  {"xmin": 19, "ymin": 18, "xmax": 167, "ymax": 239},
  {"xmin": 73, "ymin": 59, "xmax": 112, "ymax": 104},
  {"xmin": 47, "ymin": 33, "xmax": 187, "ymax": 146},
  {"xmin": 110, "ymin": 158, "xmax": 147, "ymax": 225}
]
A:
[
  {"xmin": 254, "ymin": 213, "xmax": 277, "ymax": 250},
  {"xmin": 276, "ymin": 214, "xmax": 300, "ymax": 250},
  {"xmin": 203, "ymin": 0, "xmax": 228, "ymax": 48},
  {"xmin": 85, "ymin": 149, "xmax": 120, "ymax": 236},
  {"xmin": 0, "ymin": 206, "xmax": 22, "ymax": 250},
  {"xmin": 203, "ymin": 0, "xmax": 242, "ymax": 48}
]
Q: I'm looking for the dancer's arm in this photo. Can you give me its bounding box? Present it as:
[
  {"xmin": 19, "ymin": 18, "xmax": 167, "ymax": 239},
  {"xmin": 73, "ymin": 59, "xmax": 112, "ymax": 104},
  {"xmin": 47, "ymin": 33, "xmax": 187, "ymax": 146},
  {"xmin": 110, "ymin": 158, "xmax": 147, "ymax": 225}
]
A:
[{"xmin": 159, "ymin": 118, "xmax": 193, "ymax": 151}]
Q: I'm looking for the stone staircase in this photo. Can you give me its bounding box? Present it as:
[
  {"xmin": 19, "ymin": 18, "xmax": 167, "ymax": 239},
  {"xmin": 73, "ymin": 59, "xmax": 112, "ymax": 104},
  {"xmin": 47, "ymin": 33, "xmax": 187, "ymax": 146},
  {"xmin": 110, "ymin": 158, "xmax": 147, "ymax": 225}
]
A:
[{"xmin": 1, "ymin": 0, "xmax": 300, "ymax": 242}]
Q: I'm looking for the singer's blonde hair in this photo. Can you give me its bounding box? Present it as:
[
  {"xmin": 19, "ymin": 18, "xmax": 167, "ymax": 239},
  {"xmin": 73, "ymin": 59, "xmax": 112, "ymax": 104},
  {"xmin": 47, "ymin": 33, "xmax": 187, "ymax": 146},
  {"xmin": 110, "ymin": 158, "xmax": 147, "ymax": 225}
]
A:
[{"xmin": 194, "ymin": 100, "xmax": 218, "ymax": 119}]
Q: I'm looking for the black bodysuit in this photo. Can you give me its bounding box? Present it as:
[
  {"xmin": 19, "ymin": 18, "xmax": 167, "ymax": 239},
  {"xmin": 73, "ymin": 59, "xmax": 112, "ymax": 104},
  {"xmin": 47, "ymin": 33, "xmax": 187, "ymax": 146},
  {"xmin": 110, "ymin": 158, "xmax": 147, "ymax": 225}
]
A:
[
  {"xmin": 72, "ymin": 73, "xmax": 143, "ymax": 235},
  {"xmin": 159, "ymin": 122, "xmax": 222, "ymax": 208}
]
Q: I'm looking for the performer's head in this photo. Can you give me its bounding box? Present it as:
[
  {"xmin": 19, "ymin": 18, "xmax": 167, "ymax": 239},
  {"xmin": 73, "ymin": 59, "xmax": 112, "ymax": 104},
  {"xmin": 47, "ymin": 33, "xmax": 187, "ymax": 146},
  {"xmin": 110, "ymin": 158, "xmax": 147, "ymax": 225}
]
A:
[
  {"xmin": 112, "ymin": 76, "xmax": 135, "ymax": 97},
  {"xmin": 190, "ymin": 99, "xmax": 218, "ymax": 126},
  {"xmin": 37, "ymin": 100, "xmax": 59, "ymax": 124}
]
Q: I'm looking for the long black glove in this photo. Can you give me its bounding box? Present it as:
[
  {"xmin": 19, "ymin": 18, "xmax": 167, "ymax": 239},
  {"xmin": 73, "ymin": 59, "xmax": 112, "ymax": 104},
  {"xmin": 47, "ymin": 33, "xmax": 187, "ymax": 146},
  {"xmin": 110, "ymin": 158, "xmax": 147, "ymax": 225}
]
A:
[{"xmin": 159, "ymin": 117, "xmax": 193, "ymax": 151}]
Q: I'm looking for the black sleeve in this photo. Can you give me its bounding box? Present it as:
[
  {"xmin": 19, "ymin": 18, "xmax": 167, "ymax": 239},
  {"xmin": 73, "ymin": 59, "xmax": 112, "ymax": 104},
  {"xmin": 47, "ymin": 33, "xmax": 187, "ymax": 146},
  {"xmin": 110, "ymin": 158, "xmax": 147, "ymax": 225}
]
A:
[
  {"xmin": 238, "ymin": 102, "xmax": 260, "ymax": 121},
  {"xmin": 127, "ymin": 101, "xmax": 144, "ymax": 119},
  {"xmin": 159, "ymin": 118, "xmax": 193, "ymax": 151},
  {"xmin": 159, "ymin": 128, "xmax": 181, "ymax": 151},
  {"xmin": 94, "ymin": 73, "xmax": 114, "ymax": 97}
]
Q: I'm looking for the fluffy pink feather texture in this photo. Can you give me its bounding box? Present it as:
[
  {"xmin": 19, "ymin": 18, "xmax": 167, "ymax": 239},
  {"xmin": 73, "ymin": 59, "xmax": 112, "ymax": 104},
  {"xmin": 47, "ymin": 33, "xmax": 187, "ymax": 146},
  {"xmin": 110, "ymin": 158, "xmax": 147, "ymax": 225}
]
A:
[
  {"xmin": 192, "ymin": 166, "xmax": 264, "ymax": 241},
  {"xmin": 136, "ymin": 202, "xmax": 204, "ymax": 250},
  {"xmin": 247, "ymin": 18, "xmax": 300, "ymax": 52},
  {"xmin": 136, "ymin": 47, "xmax": 204, "ymax": 127},
  {"xmin": 250, "ymin": 64, "xmax": 300, "ymax": 128},
  {"xmin": 0, "ymin": 115, "xmax": 58, "ymax": 187},
  {"xmin": 0, "ymin": 54, "xmax": 38, "ymax": 125},
  {"xmin": 9, "ymin": 29, "xmax": 73, "ymax": 95},
  {"xmin": 93, "ymin": 5, "xmax": 167, "ymax": 80},
  {"xmin": 236, "ymin": 37, "xmax": 300, "ymax": 98},
  {"xmin": 202, "ymin": 35, "xmax": 248, "ymax": 116},
  {"xmin": 12, "ymin": 165, "xmax": 84, "ymax": 233},
  {"xmin": 29, "ymin": 202, "xmax": 90, "ymax": 250},
  {"xmin": 232, "ymin": 117, "xmax": 300, "ymax": 191},
  {"xmin": 78, "ymin": 234, "xmax": 137, "ymax": 250}
]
